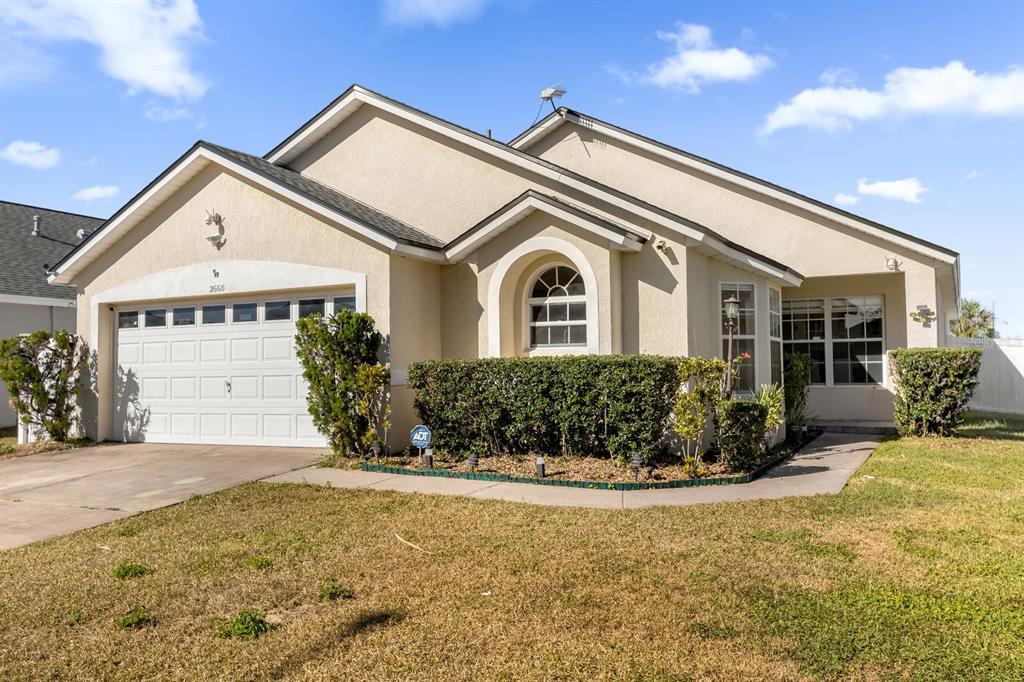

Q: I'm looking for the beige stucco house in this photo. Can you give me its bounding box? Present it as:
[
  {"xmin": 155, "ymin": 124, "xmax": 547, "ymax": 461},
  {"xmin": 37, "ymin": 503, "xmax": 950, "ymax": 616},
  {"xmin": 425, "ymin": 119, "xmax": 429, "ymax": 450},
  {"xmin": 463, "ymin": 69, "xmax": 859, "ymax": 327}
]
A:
[{"xmin": 47, "ymin": 85, "xmax": 959, "ymax": 449}]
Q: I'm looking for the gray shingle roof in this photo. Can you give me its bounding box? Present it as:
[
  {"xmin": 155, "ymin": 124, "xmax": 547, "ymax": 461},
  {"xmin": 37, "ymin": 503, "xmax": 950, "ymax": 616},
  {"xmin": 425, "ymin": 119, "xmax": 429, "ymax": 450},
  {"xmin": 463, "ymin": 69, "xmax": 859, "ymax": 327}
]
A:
[
  {"xmin": 0, "ymin": 201, "xmax": 103, "ymax": 300},
  {"xmin": 203, "ymin": 142, "xmax": 445, "ymax": 248}
]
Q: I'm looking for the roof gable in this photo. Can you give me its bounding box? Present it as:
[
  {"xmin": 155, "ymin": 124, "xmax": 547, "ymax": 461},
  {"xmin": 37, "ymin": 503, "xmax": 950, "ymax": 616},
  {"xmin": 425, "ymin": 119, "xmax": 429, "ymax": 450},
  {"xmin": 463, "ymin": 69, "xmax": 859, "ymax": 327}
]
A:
[
  {"xmin": 511, "ymin": 109, "xmax": 958, "ymax": 265},
  {"xmin": 49, "ymin": 142, "xmax": 444, "ymax": 284}
]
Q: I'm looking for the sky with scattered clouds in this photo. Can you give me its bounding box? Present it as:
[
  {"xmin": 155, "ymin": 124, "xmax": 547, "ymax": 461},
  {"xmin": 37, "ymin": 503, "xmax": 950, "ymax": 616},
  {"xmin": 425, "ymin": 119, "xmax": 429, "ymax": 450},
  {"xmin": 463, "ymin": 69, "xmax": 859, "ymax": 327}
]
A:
[{"xmin": 1, "ymin": 0, "xmax": 1022, "ymax": 335}]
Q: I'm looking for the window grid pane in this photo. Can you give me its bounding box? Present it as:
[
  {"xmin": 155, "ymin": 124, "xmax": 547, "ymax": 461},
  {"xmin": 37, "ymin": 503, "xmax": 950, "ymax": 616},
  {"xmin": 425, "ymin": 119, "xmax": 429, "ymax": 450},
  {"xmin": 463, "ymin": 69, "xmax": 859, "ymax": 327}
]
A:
[
  {"xmin": 118, "ymin": 311, "xmax": 139, "ymax": 329},
  {"xmin": 529, "ymin": 266, "xmax": 587, "ymax": 348},
  {"xmin": 144, "ymin": 309, "xmax": 166, "ymax": 327},
  {"xmin": 720, "ymin": 283, "xmax": 756, "ymax": 392},
  {"xmin": 265, "ymin": 301, "xmax": 291, "ymax": 321},
  {"xmin": 172, "ymin": 307, "xmax": 195, "ymax": 326},
  {"xmin": 233, "ymin": 303, "xmax": 258, "ymax": 323}
]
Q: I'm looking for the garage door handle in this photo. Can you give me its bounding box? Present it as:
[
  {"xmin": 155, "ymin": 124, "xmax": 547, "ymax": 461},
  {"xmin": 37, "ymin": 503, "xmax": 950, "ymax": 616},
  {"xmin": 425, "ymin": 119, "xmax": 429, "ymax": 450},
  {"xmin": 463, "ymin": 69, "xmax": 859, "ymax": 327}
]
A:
[{"xmin": 226, "ymin": 380, "xmax": 231, "ymax": 394}]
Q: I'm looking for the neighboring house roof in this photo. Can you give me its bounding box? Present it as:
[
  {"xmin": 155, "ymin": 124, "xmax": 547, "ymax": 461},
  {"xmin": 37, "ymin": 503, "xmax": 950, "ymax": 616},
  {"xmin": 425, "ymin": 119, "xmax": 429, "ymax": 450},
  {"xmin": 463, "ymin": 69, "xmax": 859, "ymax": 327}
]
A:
[
  {"xmin": 49, "ymin": 141, "xmax": 446, "ymax": 284},
  {"xmin": 511, "ymin": 108, "xmax": 959, "ymax": 264},
  {"xmin": 263, "ymin": 84, "xmax": 803, "ymax": 283},
  {"xmin": 0, "ymin": 201, "xmax": 101, "ymax": 303}
]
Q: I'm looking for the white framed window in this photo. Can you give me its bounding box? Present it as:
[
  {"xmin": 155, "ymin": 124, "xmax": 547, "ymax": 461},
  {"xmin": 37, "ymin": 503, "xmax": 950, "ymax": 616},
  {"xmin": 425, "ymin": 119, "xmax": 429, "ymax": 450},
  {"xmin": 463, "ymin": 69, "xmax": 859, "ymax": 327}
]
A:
[
  {"xmin": 720, "ymin": 282, "xmax": 756, "ymax": 393},
  {"xmin": 528, "ymin": 265, "xmax": 587, "ymax": 348},
  {"xmin": 173, "ymin": 307, "xmax": 195, "ymax": 326},
  {"xmin": 201, "ymin": 304, "xmax": 226, "ymax": 325},
  {"xmin": 298, "ymin": 298, "xmax": 325, "ymax": 319},
  {"xmin": 769, "ymin": 287, "xmax": 783, "ymax": 386},
  {"xmin": 333, "ymin": 295, "xmax": 356, "ymax": 313},
  {"xmin": 783, "ymin": 296, "xmax": 885, "ymax": 386},
  {"xmin": 232, "ymin": 302, "xmax": 258, "ymax": 324},
  {"xmin": 118, "ymin": 311, "xmax": 139, "ymax": 330}
]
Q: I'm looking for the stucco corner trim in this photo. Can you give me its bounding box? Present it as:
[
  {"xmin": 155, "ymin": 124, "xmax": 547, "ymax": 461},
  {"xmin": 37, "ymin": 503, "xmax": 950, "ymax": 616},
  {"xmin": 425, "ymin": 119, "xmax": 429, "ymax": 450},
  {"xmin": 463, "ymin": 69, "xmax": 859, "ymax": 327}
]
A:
[{"xmin": 486, "ymin": 237, "xmax": 599, "ymax": 358}]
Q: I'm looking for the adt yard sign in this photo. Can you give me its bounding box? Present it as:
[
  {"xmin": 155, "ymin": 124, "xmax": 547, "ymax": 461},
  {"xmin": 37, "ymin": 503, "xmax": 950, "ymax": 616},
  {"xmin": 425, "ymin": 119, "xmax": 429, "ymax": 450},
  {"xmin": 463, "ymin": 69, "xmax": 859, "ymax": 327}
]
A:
[{"xmin": 410, "ymin": 425, "xmax": 432, "ymax": 450}]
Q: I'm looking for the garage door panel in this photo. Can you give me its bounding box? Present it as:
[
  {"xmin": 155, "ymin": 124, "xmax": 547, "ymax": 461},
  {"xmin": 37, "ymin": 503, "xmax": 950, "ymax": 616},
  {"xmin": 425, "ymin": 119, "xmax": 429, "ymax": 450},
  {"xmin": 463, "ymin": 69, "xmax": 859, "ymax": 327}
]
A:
[
  {"xmin": 170, "ymin": 377, "xmax": 196, "ymax": 400},
  {"xmin": 231, "ymin": 338, "xmax": 259, "ymax": 361},
  {"xmin": 262, "ymin": 375, "xmax": 293, "ymax": 400},
  {"xmin": 263, "ymin": 336, "xmax": 293, "ymax": 361},
  {"xmin": 263, "ymin": 414, "xmax": 292, "ymax": 439},
  {"xmin": 200, "ymin": 339, "xmax": 227, "ymax": 363},
  {"xmin": 171, "ymin": 413, "xmax": 198, "ymax": 437},
  {"xmin": 171, "ymin": 341, "xmax": 197, "ymax": 364},
  {"xmin": 201, "ymin": 414, "xmax": 228, "ymax": 437},
  {"xmin": 142, "ymin": 377, "xmax": 168, "ymax": 400},
  {"xmin": 118, "ymin": 343, "xmax": 140, "ymax": 366},
  {"xmin": 231, "ymin": 414, "xmax": 259, "ymax": 438},
  {"xmin": 143, "ymin": 342, "xmax": 168, "ymax": 364},
  {"xmin": 115, "ymin": 293, "xmax": 337, "ymax": 447}
]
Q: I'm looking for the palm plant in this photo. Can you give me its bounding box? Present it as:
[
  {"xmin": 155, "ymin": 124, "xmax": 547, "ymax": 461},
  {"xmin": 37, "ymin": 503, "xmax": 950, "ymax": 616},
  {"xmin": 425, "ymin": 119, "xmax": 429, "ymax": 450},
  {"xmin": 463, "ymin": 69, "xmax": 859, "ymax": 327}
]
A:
[{"xmin": 951, "ymin": 299, "xmax": 995, "ymax": 338}]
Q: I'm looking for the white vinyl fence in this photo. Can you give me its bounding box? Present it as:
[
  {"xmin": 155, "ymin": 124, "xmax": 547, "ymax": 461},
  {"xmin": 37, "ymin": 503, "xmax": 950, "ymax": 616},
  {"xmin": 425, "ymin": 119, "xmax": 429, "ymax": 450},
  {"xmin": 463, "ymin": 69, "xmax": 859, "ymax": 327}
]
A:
[{"xmin": 947, "ymin": 336, "xmax": 1024, "ymax": 415}]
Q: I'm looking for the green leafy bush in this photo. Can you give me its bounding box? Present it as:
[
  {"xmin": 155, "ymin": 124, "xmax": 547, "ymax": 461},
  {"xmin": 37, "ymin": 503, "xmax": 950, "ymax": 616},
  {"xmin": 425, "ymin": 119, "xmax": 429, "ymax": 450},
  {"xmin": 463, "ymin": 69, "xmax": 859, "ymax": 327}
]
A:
[
  {"xmin": 783, "ymin": 351, "xmax": 812, "ymax": 434},
  {"xmin": 294, "ymin": 310, "xmax": 389, "ymax": 457},
  {"xmin": 214, "ymin": 609, "xmax": 274, "ymax": 640},
  {"xmin": 115, "ymin": 608, "xmax": 154, "ymax": 630},
  {"xmin": 409, "ymin": 355, "xmax": 705, "ymax": 464},
  {"xmin": 112, "ymin": 562, "xmax": 150, "ymax": 580},
  {"xmin": 319, "ymin": 579, "xmax": 355, "ymax": 602},
  {"xmin": 716, "ymin": 400, "xmax": 768, "ymax": 472},
  {"xmin": 888, "ymin": 348, "xmax": 982, "ymax": 436},
  {"xmin": 0, "ymin": 329, "xmax": 86, "ymax": 442},
  {"xmin": 755, "ymin": 383, "xmax": 785, "ymax": 440}
]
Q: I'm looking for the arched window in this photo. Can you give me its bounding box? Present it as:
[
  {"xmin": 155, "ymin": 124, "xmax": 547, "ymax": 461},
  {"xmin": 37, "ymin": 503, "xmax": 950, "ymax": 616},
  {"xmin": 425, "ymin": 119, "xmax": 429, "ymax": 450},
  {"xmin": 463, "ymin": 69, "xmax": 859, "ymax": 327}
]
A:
[{"xmin": 528, "ymin": 265, "xmax": 587, "ymax": 347}]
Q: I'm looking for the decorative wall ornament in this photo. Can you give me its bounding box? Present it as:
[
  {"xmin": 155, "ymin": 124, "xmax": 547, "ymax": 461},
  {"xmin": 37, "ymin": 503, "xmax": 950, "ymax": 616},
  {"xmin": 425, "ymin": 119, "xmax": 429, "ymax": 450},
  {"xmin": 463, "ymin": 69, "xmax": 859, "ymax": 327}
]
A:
[
  {"xmin": 205, "ymin": 210, "xmax": 226, "ymax": 250},
  {"xmin": 909, "ymin": 304, "xmax": 936, "ymax": 327}
]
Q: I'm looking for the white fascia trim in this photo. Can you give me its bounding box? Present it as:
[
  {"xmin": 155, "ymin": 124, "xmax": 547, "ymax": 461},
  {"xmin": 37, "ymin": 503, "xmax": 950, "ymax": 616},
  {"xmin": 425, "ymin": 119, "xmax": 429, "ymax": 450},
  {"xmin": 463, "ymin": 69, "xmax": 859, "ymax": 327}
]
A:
[
  {"xmin": 394, "ymin": 242, "xmax": 447, "ymax": 262},
  {"xmin": 446, "ymin": 196, "xmax": 643, "ymax": 262},
  {"xmin": 510, "ymin": 113, "xmax": 562, "ymax": 149},
  {"xmin": 49, "ymin": 146, "xmax": 405, "ymax": 285},
  {"xmin": 702, "ymin": 236, "xmax": 803, "ymax": 287},
  {"xmin": 0, "ymin": 293, "xmax": 76, "ymax": 308},
  {"xmin": 534, "ymin": 112, "xmax": 956, "ymax": 265}
]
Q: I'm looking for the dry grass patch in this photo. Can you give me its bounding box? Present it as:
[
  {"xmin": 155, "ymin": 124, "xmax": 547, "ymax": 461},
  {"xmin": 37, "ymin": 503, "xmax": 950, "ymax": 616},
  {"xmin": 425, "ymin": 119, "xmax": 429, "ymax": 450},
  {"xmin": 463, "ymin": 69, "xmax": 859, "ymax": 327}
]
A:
[
  {"xmin": 0, "ymin": 425, "xmax": 94, "ymax": 460},
  {"xmin": 0, "ymin": 414, "xmax": 1021, "ymax": 680}
]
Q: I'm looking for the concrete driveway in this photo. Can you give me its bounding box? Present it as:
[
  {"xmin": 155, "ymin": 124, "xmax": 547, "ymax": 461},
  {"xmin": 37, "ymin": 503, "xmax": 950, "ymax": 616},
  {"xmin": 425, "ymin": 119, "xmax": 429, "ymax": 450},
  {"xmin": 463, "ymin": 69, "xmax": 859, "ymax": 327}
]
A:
[{"xmin": 0, "ymin": 442, "xmax": 322, "ymax": 550}]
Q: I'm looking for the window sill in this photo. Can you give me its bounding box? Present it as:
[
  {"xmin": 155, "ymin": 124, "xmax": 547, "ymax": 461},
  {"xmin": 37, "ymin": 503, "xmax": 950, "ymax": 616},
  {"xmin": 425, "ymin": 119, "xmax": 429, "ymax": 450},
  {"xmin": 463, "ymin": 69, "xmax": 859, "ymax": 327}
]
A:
[{"xmin": 523, "ymin": 346, "xmax": 589, "ymax": 358}]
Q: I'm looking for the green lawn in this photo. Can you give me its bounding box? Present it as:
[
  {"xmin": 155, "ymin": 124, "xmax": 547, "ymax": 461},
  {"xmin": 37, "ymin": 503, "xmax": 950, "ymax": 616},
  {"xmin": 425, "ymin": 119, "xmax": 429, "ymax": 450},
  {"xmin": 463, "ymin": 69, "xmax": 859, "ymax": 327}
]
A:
[{"xmin": 1, "ymin": 413, "xmax": 1022, "ymax": 681}]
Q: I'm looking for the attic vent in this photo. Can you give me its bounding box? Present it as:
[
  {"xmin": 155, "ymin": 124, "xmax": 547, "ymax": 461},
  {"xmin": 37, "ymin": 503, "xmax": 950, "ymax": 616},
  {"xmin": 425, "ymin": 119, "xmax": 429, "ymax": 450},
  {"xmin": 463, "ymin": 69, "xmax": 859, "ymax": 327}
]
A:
[
  {"xmin": 76, "ymin": 228, "xmax": 95, "ymax": 241},
  {"xmin": 31, "ymin": 215, "xmax": 40, "ymax": 237}
]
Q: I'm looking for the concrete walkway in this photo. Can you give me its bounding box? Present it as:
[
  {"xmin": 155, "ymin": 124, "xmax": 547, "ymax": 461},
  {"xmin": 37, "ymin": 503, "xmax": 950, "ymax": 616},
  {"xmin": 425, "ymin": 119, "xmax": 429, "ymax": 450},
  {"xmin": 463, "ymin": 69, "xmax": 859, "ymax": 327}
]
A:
[
  {"xmin": 0, "ymin": 443, "xmax": 321, "ymax": 550},
  {"xmin": 264, "ymin": 432, "xmax": 880, "ymax": 509}
]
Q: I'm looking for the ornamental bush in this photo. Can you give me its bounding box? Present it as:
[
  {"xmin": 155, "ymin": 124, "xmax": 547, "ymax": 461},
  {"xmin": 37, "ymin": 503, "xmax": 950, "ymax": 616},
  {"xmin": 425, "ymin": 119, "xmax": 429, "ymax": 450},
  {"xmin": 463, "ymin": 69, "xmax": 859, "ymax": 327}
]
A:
[
  {"xmin": 409, "ymin": 355, "xmax": 710, "ymax": 464},
  {"xmin": 716, "ymin": 400, "xmax": 768, "ymax": 473},
  {"xmin": 888, "ymin": 348, "xmax": 982, "ymax": 436},
  {"xmin": 0, "ymin": 329, "xmax": 86, "ymax": 442},
  {"xmin": 783, "ymin": 351, "xmax": 813, "ymax": 434},
  {"xmin": 294, "ymin": 310, "xmax": 389, "ymax": 457}
]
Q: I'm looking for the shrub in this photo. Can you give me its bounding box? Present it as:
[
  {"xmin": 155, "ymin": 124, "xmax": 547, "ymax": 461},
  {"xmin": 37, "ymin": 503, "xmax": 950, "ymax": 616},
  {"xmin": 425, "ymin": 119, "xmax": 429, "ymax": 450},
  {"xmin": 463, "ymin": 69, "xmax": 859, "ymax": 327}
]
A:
[
  {"xmin": 115, "ymin": 608, "xmax": 154, "ymax": 630},
  {"xmin": 716, "ymin": 400, "xmax": 768, "ymax": 472},
  {"xmin": 319, "ymin": 579, "xmax": 355, "ymax": 602},
  {"xmin": 783, "ymin": 351, "xmax": 813, "ymax": 434},
  {"xmin": 112, "ymin": 562, "xmax": 150, "ymax": 580},
  {"xmin": 409, "ymin": 355, "xmax": 700, "ymax": 464},
  {"xmin": 294, "ymin": 310, "xmax": 389, "ymax": 457},
  {"xmin": 754, "ymin": 383, "xmax": 785, "ymax": 442},
  {"xmin": 671, "ymin": 358, "xmax": 727, "ymax": 461},
  {"xmin": 214, "ymin": 609, "xmax": 274, "ymax": 640},
  {"xmin": 0, "ymin": 329, "xmax": 86, "ymax": 442},
  {"xmin": 888, "ymin": 348, "xmax": 982, "ymax": 436}
]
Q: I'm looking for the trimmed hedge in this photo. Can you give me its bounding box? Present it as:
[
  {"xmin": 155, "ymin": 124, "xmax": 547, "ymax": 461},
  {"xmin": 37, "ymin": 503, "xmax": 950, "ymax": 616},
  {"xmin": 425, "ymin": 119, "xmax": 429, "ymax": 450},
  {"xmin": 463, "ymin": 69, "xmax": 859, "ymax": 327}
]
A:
[
  {"xmin": 888, "ymin": 348, "xmax": 982, "ymax": 436},
  {"xmin": 716, "ymin": 400, "xmax": 768, "ymax": 472},
  {"xmin": 408, "ymin": 355, "xmax": 693, "ymax": 463}
]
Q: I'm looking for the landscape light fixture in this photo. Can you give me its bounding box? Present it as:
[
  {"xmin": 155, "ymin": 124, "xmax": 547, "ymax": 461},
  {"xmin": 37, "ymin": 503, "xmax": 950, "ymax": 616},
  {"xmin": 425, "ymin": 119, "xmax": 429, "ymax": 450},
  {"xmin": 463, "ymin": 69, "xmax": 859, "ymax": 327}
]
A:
[{"xmin": 724, "ymin": 294, "xmax": 740, "ymax": 397}]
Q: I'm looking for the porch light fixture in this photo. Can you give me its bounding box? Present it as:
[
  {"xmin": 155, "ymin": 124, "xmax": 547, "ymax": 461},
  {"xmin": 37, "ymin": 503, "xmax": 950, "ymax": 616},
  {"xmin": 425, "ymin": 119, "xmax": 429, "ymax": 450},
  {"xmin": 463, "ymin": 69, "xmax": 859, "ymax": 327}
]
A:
[{"xmin": 723, "ymin": 294, "xmax": 740, "ymax": 397}]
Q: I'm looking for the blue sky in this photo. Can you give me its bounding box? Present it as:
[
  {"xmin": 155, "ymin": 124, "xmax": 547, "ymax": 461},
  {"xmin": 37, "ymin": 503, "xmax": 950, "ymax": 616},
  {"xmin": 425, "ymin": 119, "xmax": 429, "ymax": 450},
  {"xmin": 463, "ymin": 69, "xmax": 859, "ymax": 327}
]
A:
[{"xmin": 2, "ymin": 0, "xmax": 1022, "ymax": 336}]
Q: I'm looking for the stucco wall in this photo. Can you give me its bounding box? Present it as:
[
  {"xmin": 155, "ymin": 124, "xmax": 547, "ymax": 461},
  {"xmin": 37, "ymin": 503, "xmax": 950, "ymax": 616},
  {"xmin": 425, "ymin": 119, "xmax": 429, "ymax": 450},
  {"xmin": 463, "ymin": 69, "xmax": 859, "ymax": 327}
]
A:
[
  {"xmin": 529, "ymin": 123, "xmax": 951, "ymax": 349},
  {"xmin": 72, "ymin": 164, "xmax": 392, "ymax": 442},
  {"xmin": 0, "ymin": 302, "xmax": 76, "ymax": 427}
]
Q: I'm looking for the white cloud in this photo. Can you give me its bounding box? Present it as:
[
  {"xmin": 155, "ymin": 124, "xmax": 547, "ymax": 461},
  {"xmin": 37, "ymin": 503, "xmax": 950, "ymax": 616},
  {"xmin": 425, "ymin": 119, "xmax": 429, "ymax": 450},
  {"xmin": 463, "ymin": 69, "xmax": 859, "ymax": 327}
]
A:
[
  {"xmin": 857, "ymin": 177, "xmax": 928, "ymax": 203},
  {"xmin": 0, "ymin": 36, "xmax": 57, "ymax": 86},
  {"xmin": 833, "ymin": 192, "xmax": 860, "ymax": 206},
  {"xmin": 0, "ymin": 140, "xmax": 61, "ymax": 169},
  {"xmin": 763, "ymin": 61, "xmax": 1024, "ymax": 134},
  {"xmin": 72, "ymin": 185, "xmax": 119, "ymax": 201},
  {"xmin": 819, "ymin": 67, "xmax": 856, "ymax": 87},
  {"xmin": 382, "ymin": 0, "xmax": 488, "ymax": 27},
  {"xmin": 610, "ymin": 23, "xmax": 773, "ymax": 93},
  {"xmin": 0, "ymin": 0, "xmax": 208, "ymax": 100},
  {"xmin": 144, "ymin": 102, "xmax": 194, "ymax": 123},
  {"xmin": 965, "ymin": 169, "xmax": 980, "ymax": 180}
]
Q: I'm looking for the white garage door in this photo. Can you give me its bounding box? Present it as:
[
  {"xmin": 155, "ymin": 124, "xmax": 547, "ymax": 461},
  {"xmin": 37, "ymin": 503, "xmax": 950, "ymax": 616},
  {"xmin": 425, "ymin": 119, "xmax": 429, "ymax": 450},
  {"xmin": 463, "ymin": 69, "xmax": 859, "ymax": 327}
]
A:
[{"xmin": 114, "ymin": 291, "xmax": 356, "ymax": 446}]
